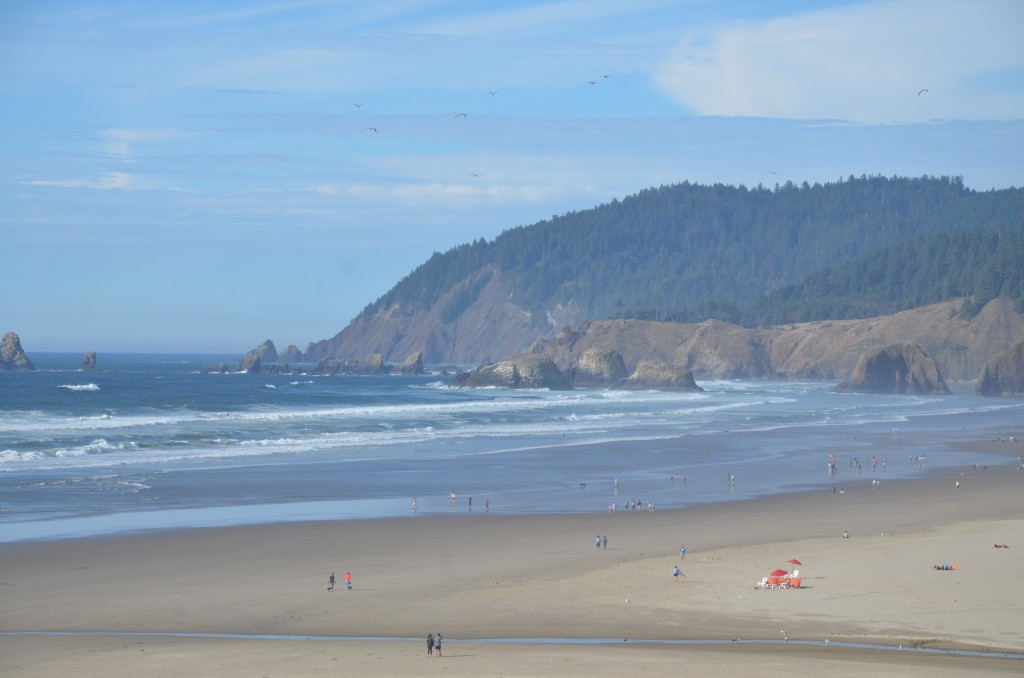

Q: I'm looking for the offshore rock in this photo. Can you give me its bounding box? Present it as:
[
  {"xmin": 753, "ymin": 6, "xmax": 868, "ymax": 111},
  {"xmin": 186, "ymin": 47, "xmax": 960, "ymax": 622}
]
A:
[
  {"xmin": 1, "ymin": 332, "xmax": 35, "ymax": 370},
  {"xmin": 976, "ymin": 340, "xmax": 1024, "ymax": 396},
  {"xmin": 364, "ymin": 353, "xmax": 387, "ymax": 374},
  {"xmin": 616, "ymin": 361, "xmax": 703, "ymax": 392},
  {"xmin": 237, "ymin": 352, "xmax": 262, "ymax": 374},
  {"xmin": 81, "ymin": 351, "xmax": 97, "ymax": 370},
  {"xmin": 451, "ymin": 354, "xmax": 570, "ymax": 390},
  {"xmin": 568, "ymin": 348, "xmax": 628, "ymax": 388},
  {"xmin": 278, "ymin": 344, "xmax": 303, "ymax": 363},
  {"xmin": 396, "ymin": 351, "xmax": 424, "ymax": 375},
  {"xmin": 835, "ymin": 343, "xmax": 950, "ymax": 394}
]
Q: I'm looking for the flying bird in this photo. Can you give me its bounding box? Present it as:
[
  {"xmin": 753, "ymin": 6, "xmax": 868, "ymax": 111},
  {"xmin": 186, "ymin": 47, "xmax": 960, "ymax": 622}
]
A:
[
  {"xmin": 468, "ymin": 173, "xmax": 482, "ymax": 177},
  {"xmin": 454, "ymin": 113, "xmax": 467, "ymax": 118},
  {"xmin": 587, "ymin": 80, "xmax": 597, "ymax": 85},
  {"xmin": 917, "ymin": 89, "xmax": 928, "ymax": 96},
  {"xmin": 363, "ymin": 127, "xmax": 377, "ymax": 133},
  {"xmin": 352, "ymin": 103, "xmax": 364, "ymax": 108},
  {"xmin": 489, "ymin": 90, "xmax": 499, "ymax": 96},
  {"xmin": 780, "ymin": 630, "xmax": 788, "ymax": 641}
]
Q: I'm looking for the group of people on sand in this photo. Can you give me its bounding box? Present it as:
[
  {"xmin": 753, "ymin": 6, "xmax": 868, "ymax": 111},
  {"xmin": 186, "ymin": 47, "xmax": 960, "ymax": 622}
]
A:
[
  {"xmin": 426, "ymin": 632, "xmax": 443, "ymax": 657},
  {"xmin": 327, "ymin": 571, "xmax": 352, "ymax": 590}
]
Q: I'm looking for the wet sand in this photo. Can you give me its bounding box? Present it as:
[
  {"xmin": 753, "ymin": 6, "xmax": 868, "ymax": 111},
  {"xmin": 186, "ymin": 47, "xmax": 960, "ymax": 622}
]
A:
[{"xmin": 2, "ymin": 437, "xmax": 1022, "ymax": 676}]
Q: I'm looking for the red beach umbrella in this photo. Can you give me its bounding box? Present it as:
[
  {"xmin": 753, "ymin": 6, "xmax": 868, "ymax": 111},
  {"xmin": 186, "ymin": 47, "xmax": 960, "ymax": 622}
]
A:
[
  {"xmin": 770, "ymin": 569, "xmax": 788, "ymax": 577},
  {"xmin": 787, "ymin": 559, "xmax": 802, "ymax": 566}
]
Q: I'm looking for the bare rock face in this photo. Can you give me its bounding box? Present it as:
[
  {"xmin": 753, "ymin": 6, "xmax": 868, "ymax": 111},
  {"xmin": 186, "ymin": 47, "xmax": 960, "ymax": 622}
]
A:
[
  {"xmin": 976, "ymin": 340, "xmax": 1024, "ymax": 396},
  {"xmin": 568, "ymin": 349, "xmax": 628, "ymax": 387},
  {"xmin": 451, "ymin": 354, "xmax": 570, "ymax": 390},
  {"xmin": 616, "ymin": 361, "xmax": 703, "ymax": 392},
  {"xmin": 255, "ymin": 339, "xmax": 278, "ymax": 363},
  {"xmin": 1, "ymin": 332, "xmax": 35, "ymax": 370},
  {"xmin": 278, "ymin": 344, "xmax": 303, "ymax": 362},
  {"xmin": 396, "ymin": 351, "xmax": 424, "ymax": 375},
  {"xmin": 81, "ymin": 351, "xmax": 97, "ymax": 370},
  {"xmin": 363, "ymin": 353, "xmax": 385, "ymax": 374},
  {"xmin": 237, "ymin": 352, "xmax": 262, "ymax": 374},
  {"xmin": 835, "ymin": 343, "xmax": 950, "ymax": 394}
]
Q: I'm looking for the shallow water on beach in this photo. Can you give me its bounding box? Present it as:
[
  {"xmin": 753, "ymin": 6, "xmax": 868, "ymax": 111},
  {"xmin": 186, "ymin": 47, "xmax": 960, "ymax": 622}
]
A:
[{"xmin": 2, "ymin": 353, "xmax": 1022, "ymax": 541}]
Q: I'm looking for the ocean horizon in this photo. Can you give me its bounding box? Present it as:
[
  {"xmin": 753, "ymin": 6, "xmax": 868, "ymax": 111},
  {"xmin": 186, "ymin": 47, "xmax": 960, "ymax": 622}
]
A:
[{"xmin": 2, "ymin": 353, "xmax": 1022, "ymax": 543}]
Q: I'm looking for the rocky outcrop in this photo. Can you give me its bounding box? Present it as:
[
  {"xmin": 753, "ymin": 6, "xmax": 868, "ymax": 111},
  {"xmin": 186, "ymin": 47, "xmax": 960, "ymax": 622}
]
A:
[
  {"xmin": 198, "ymin": 363, "xmax": 229, "ymax": 374},
  {"xmin": 525, "ymin": 299, "xmax": 1024, "ymax": 382},
  {"xmin": 451, "ymin": 354, "xmax": 571, "ymax": 390},
  {"xmin": 834, "ymin": 344, "xmax": 950, "ymax": 394},
  {"xmin": 278, "ymin": 344, "xmax": 303, "ymax": 363},
  {"xmin": 253, "ymin": 340, "xmax": 278, "ymax": 363},
  {"xmin": 567, "ymin": 349, "xmax": 628, "ymax": 387},
  {"xmin": 396, "ymin": 351, "xmax": 425, "ymax": 375},
  {"xmin": 616, "ymin": 361, "xmax": 703, "ymax": 391},
  {"xmin": 81, "ymin": 351, "xmax": 97, "ymax": 370},
  {"xmin": 237, "ymin": 351, "xmax": 263, "ymax": 374},
  {"xmin": 1, "ymin": 332, "xmax": 35, "ymax": 370},
  {"xmin": 976, "ymin": 340, "xmax": 1024, "ymax": 396},
  {"xmin": 364, "ymin": 353, "xmax": 387, "ymax": 374}
]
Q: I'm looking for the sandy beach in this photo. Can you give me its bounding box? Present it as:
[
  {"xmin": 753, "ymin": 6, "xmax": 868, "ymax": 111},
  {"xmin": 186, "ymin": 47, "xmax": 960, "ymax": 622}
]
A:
[{"xmin": 2, "ymin": 438, "xmax": 1023, "ymax": 676}]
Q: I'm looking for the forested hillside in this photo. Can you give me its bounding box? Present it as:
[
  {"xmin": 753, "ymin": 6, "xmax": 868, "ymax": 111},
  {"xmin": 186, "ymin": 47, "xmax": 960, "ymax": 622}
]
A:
[
  {"xmin": 736, "ymin": 220, "xmax": 1024, "ymax": 326},
  {"xmin": 359, "ymin": 175, "xmax": 1024, "ymax": 330}
]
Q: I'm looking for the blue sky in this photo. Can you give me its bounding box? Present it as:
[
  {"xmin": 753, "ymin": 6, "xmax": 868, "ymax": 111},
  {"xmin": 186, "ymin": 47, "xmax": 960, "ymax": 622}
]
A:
[{"xmin": 2, "ymin": 0, "xmax": 1023, "ymax": 354}]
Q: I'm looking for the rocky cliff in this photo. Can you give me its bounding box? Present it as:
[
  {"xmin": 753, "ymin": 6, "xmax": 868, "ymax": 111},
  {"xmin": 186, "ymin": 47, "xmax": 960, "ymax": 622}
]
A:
[
  {"xmin": 834, "ymin": 344, "xmax": 950, "ymax": 394},
  {"xmin": 1, "ymin": 332, "xmax": 35, "ymax": 370},
  {"xmin": 81, "ymin": 351, "xmax": 97, "ymax": 370},
  {"xmin": 976, "ymin": 340, "xmax": 1024, "ymax": 396},
  {"xmin": 527, "ymin": 299, "xmax": 1023, "ymax": 382}
]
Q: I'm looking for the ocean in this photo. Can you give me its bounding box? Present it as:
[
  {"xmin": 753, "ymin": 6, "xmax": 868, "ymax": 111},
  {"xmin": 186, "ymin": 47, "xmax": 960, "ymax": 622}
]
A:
[{"xmin": 2, "ymin": 353, "xmax": 1021, "ymax": 542}]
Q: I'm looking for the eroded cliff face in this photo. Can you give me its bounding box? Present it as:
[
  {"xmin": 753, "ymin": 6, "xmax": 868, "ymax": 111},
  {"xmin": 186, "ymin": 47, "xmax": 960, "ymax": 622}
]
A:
[
  {"xmin": 834, "ymin": 343, "xmax": 950, "ymax": 394},
  {"xmin": 532, "ymin": 299, "xmax": 1023, "ymax": 382},
  {"xmin": 305, "ymin": 268, "xmax": 550, "ymax": 366},
  {"xmin": 976, "ymin": 340, "xmax": 1024, "ymax": 396},
  {"xmin": 300, "ymin": 296, "xmax": 1023, "ymax": 383}
]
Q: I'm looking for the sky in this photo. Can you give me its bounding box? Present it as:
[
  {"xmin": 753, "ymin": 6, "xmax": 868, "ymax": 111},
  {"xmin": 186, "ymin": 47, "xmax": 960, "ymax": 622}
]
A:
[{"xmin": 2, "ymin": 0, "xmax": 1023, "ymax": 354}]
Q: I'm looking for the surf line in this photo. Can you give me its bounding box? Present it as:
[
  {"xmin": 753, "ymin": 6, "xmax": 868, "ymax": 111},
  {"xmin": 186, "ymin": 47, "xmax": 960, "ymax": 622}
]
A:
[{"xmin": 3, "ymin": 632, "xmax": 1022, "ymax": 659}]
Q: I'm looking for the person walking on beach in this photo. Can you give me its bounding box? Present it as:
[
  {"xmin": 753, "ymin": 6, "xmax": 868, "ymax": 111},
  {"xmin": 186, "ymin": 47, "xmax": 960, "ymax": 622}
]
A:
[
  {"xmin": 344, "ymin": 572, "xmax": 352, "ymax": 590},
  {"xmin": 328, "ymin": 572, "xmax": 335, "ymax": 591},
  {"xmin": 673, "ymin": 565, "xmax": 682, "ymax": 581},
  {"xmin": 427, "ymin": 633, "xmax": 434, "ymax": 656},
  {"xmin": 602, "ymin": 535, "xmax": 607, "ymax": 549},
  {"xmin": 596, "ymin": 535, "xmax": 602, "ymax": 548},
  {"xmin": 434, "ymin": 632, "xmax": 443, "ymax": 657},
  {"xmin": 680, "ymin": 545, "xmax": 686, "ymax": 560}
]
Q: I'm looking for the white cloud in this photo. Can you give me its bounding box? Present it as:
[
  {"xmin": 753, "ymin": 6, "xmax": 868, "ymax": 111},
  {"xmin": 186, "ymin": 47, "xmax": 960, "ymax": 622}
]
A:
[
  {"xmin": 28, "ymin": 172, "xmax": 153, "ymax": 191},
  {"xmin": 654, "ymin": 0, "xmax": 1024, "ymax": 122}
]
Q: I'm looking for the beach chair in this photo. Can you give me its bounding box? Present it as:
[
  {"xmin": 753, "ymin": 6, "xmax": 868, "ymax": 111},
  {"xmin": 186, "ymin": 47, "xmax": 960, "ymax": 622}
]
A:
[
  {"xmin": 788, "ymin": 577, "xmax": 801, "ymax": 588},
  {"xmin": 756, "ymin": 577, "xmax": 769, "ymax": 589},
  {"xmin": 766, "ymin": 576, "xmax": 782, "ymax": 589}
]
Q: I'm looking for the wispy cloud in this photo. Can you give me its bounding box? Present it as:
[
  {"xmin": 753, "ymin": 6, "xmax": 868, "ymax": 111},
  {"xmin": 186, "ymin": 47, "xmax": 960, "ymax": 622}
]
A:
[
  {"xmin": 654, "ymin": 0, "xmax": 1024, "ymax": 122},
  {"xmin": 28, "ymin": 172, "xmax": 154, "ymax": 191}
]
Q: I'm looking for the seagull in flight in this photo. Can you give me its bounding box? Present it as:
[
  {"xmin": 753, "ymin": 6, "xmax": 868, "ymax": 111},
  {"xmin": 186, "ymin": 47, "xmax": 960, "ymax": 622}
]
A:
[
  {"xmin": 489, "ymin": 90, "xmax": 499, "ymax": 96},
  {"xmin": 363, "ymin": 127, "xmax": 377, "ymax": 133},
  {"xmin": 917, "ymin": 88, "xmax": 928, "ymax": 96},
  {"xmin": 468, "ymin": 172, "xmax": 482, "ymax": 177},
  {"xmin": 454, "ymin": 113, "xmax": 467, "ymax": 118},
  {"xmin": 352, "ymin": 103, "xmax": 364, "ymax": 109},
  {"xmin": 587, "ymin": 80, "xmax": 597, "ymax": 85}
]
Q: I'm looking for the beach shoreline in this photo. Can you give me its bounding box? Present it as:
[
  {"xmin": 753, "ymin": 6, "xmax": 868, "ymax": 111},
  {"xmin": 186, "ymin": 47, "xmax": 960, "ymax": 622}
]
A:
[{"xmin": 2, "ymin": 431, "xmax": 1022, "ymax": 676}]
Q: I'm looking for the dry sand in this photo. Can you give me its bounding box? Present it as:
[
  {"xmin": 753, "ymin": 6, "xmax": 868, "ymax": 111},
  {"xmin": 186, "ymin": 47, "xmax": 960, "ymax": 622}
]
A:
[{"xmin": 2, "ymin": 440, "xmax": 1023, "ymax": 677}]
